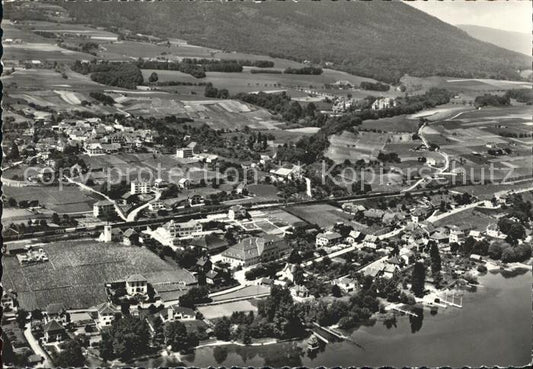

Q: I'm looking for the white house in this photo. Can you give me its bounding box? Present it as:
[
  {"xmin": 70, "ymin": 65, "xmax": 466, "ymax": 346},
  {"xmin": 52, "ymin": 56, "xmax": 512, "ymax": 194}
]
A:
[
  {"xmin": 125, "ymin": 274, "xmax": 148, "ymax": 296},
  {"xmin": 176, "ymin": 147, "xmax": 194, "ymax": 158},
  {"xmin": 160, "ymin": 305, "xmax": 195, "ymax": 323},
  {"xmin": 486, "ymin": 224, "xmax": 506, "ymax": 239},
  {"xmin": 96, "ymin": 303, "xmax": 120, "ymax": 329},
  {"xmin": 332, "ymin": 276, "xmax": 357, "ymax": 293},
  {"xmin": 315, "ymin": 231, "xmax": 343, "ymax": 247}
]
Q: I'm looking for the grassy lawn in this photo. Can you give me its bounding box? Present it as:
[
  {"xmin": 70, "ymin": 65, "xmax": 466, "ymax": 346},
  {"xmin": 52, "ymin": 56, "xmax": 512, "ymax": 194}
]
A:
[
  {"xmin": 197, "ymin": 300, "xmax": 258, "ymax": 320},
  {"xmin": 1, "ymin": 240, "xmax": 196, "ymax": 310}
]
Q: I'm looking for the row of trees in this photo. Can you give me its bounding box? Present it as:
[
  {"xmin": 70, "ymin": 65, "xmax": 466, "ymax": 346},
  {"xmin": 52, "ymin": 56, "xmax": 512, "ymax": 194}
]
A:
[
  {"xmin": 360, "ymin": 81, "xmax": 390, "ymax": 91},
  {"xmin": 284, "ymin": 66, "xmax": 323, "ymax": 75}
]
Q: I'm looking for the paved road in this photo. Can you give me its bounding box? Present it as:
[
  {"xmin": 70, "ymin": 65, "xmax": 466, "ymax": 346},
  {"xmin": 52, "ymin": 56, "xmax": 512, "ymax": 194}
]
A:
[
  {"xmin": 23, "ymin": 323, "xmax": 52, "ymax": 368},
  {"xmin": 126, "ymin": 191, "xmax": 161, "ymax": 222},
  {"xmin": 64, "ymin": 176, "xmax": 128, "ymax": 221}
]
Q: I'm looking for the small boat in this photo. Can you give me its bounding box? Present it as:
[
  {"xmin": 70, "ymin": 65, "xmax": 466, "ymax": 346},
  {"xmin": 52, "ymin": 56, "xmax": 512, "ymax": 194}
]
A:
[{"xmin": 307, "ymin": 334, "xmax": 320, "ymax": 351}]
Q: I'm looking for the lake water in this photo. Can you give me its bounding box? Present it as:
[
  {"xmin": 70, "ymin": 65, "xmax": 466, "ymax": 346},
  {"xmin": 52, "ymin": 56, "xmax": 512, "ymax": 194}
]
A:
[{"xmin": 138, "ymin": 269, "xmax": 532, "ymax": 367}]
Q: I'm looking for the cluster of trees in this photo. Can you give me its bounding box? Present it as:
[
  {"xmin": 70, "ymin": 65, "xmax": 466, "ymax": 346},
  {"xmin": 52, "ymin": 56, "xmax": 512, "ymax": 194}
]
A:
[
  {"xmin": 236, "ymin": 91, "xmax": 322, "ymax": 124},
  {"xmin": 504, "ymin": 88, "xmax": 533, "ymax": 104},
  {"xmin": 134, "ymin": 59, "xmax": 206, "ymax": 78},
  {"xmin": 474, "ymin": 94, "xmax": 511, "ymax": 108},
  {"xmin": 72, "ymin": 60, "xmax": 144, "ymax": 89},
  {"xmin": 283, "ymin": 66, "xmax": 323, "ymax": 75},
  {"xmin": 100, "ymin": 316, "xmax": 151, "ymax": 362},
  {"xmin": 360, "ymin": 81, "xmax": 390, "ymax": 91},
  {"xmin": 163, "ymin": 321, "xmax": 199, "ymax": 352},
  {"xmin": 245, "ymin": 261, "xmax": 285, "ymax": 280},
  {"xmin": 303, "ymin": 281, "xmax": 382, "ymax": 329},
  {"xmin": 204, "ymin": 82, "xmax": 230, "ymax": 99},
  {"xmin": 59, "ymin": 41, "xmax": 100, "ymax": 55},
  {"xmin": 89, "ymin": 91, "xmax": 115, "ymax": 105},
  {"xmin": 497, "ymin": 217, "xmax": 527, "ymax": 245},
  {"xmin": 51, "ymin": 339, "xmax": 86, "ymax": 367},
  {"xmin": 377, "ymin": 151, "xmax": 400, "ymax": 163},
  {"xmin": 178, "ymin": 286, "xmax": 211, "ymax": 308}
]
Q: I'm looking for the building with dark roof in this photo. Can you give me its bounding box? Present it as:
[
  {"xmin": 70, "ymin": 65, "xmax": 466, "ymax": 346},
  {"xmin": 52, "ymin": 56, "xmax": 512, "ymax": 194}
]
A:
[{"xmin": 221, "ymin": 236, "xmax": 290, "ymax": 267}]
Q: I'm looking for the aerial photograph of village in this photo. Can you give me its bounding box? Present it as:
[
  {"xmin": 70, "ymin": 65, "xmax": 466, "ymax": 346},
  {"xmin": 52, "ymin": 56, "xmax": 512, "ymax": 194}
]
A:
[{"xmin": 1, "ymin": 0, "xmax": 531, "ymax": 367}]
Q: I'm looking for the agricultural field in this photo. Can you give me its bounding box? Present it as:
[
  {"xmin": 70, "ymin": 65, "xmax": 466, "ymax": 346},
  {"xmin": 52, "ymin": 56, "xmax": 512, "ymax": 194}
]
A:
[
  {"xmin": 433, "ymin": 208, "xmax": 496, "ymax": 230},
  {"xmin": 1, "ymin": 239, "xmax": 196, "ymax": 310},
  {"xmin": 422, "ymin": 105, "xmax": 532, "ymax": 182},
  {"xmin": 256, "ymin": 208, "xmax": 307, "ymax": 227},
  {"xmin": 287, "ymin": 203, "xmax": 367, "ymax": 230},
  {"xmin": 3, "ymin": 185, "xmax": 99, "ymax": 213},
  {"xmin": 401, "ymin": 75, "xmax": 532, "ymax": 95},
  {"xmin": 141, "ymin": 68, "xmax": 390, "ymax": 96},
  {"xmin": 100, "ymin": 40, "xmax": 217, "ymax": 60},
  {"xmin": 326, "ymin": 130, "xmax": 389, "ymax": 163}
]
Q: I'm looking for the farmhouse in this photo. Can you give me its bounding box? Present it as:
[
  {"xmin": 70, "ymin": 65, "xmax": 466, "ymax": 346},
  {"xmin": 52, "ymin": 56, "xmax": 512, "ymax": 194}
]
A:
[{"xmin": 93, "ymin": 200, "xmax": 115, "ymax": 218}]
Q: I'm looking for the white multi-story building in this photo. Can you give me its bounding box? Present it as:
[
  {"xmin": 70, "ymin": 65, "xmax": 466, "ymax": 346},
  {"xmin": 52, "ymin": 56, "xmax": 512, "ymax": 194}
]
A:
[
  {"xmin": 371, "ymin": 97, "xmax": 397, "ymax": 110},
  {"xmin": 131, "ymin": 180, "xmax": 150, "ymax": 195},
  {"xmin": 125, "ymin": 274, "xmax": 148, "ymax": 296},
  {"xmin": 93, "ymin": 200, "xmax": 115, "ymax": 218},
  {"xmin": 176, "ymin": 147, "xmax": 194, "ymax": 158}
]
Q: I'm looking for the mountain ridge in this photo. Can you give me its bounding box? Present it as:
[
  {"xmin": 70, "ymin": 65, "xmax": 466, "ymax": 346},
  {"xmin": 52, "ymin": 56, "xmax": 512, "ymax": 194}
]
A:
[
  {"xmin": 457, "ymin": 24, "xmax": 531, "ymax": 56},
  {"xmin": 52, "ymin": 0, "xmax": 532, "ymax": 83}
]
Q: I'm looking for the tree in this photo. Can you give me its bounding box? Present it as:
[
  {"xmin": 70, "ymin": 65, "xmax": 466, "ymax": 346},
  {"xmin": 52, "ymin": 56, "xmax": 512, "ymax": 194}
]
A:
[
  {"xmin": 331, "ymin": 284, "xmax": 342, "ymax": 297},
  {"xmin": 429, "ymin": 242, "xmax": 441, "ymax": 275},
  {"xmin": 99, "ymin": 331, "xmax": 115, "ymax": 362},
  {"xmin": 9, "ymin": 142, "xmax": 20, "ymax": 160},
  {"xmin": 179, "ymin": 286, "xmax": 210, "ymax": 308},
  {"xmin": 7, "ymin": 197, "xmax": 17, "ymax": 207},
  {"xmin": 16, "ymin": 309, "xmax": 28, "ymax": 328},
  {"xmin": 51, "ymin": 213, "xmax": 60, "ymax": 225},
  {"xmin": 287, "ymin": 249, "xmax": 302, "ymax": 264},
  {"xmin": 52, "ymin": 339, "xmax": 85, "ymax": 367},
  {"xmin": 164, "ymin": 321, "xmax": 190, "ymax": 352},
  {"xmin": 411, "ymin": 262, "xmax": 425, "ymax": 297},
  {"xmin": 213, "ymin": 317, "xmax": 231, "ymax": 341},
  {"xmin": 31, "ymin": 309, "xmax": 43, "ymax": 321},
  {"xmin": 293, "ymin": 266, "xmax": 305, "ymax": 285},
  {"xmin": 148, "ymin": 71, "xmax": 159, "ymax": 83}
]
